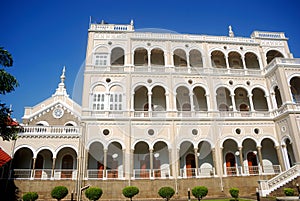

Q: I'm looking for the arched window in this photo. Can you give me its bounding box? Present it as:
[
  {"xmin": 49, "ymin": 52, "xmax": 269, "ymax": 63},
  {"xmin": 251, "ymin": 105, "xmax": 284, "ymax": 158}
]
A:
[
  {"xmin": 266, "ymin": 50, "xmax": 283, "ymax": 64},
  {"xmin": 111, "ymin": 47, "xmax": 124, "ymax": 66},
  {"xmin": 173, "ymin": 49, "xmax": 187, "ymax": 67},
  {"xmin": 290, "ymin": 77, "xmax": 300, "ymax": 103},
  {"xmin": 134, "ymin": 48, "xmax": 148, "ymax": 66},
  {"xmin": 189, "ymin": 49, "xmax": 203, "ymax": 67},
  {"xmin": 274, "ymin": 86, "xmax": 283, "ymax": 108},
  {"xmin": 211, "ymin": 50, "xmax": 226, "ymax": 68},
  {"xmin": 245, "ymin": 52, "xmax": 260, "ymax": 69},
  {"xmin": 228, "ymin": 51, "xmax": 243, "ymax": 69},
  {"xmin": 151, "ymin": 48, "xmax": 164, "ymax": 66},
  {"xmin": 216, "ymin": 87, "xmax": 232, "ymax": 111},
  {"xmin": 176, "ymin": 86, "xmax": 190, "ymax": 111},
  {"xmin": 252, "ymin": 88, "xmax": 268, "ymax": 111}
]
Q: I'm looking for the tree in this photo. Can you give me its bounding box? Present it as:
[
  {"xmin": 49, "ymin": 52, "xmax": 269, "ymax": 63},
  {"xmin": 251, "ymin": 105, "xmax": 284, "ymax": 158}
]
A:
[
  {"xmin": 122, "ymin": 186, "xmax": 139, "ymax": 201},
  {"xmin": 85, "ymin": 187, "xmax": 103, "ymax": 201},
  {"xmin": 0, "ymin": 47, "xmax": 19, "ymax": 141},
  {"xmin": 192, "ymin": 186, "xmax": 208, "ymax": 201},
  {"xmin": 158, "ymin": 186, "xmax": 175, "ymax": 201},
  {"xmin": 51, "ymin": 186, "xmax": 68, "ymax": 201}
]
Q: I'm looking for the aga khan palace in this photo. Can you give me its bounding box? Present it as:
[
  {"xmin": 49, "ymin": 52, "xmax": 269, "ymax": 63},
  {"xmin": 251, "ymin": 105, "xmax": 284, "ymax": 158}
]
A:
[{"xmin": 1, "ymin": 20, "xmax": 300, "ymax": 200}]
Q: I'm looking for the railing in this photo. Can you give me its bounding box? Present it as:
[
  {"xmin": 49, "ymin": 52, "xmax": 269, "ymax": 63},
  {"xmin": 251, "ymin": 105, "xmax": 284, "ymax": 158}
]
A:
[
  {"xmin": 89, "ymin": 23, "xmax": 134, "ymax": 32},
  {"xmin": 258, "ymin": 163, "xmax": 300, "ymax": 197},
  {"xmin": 12, "ymin": 169, "xmax": 77, "ymax": 180},
  {"xmin": 179, "ymin": 167, "xmax": 215, "ymax": 178},
  {"xmin": 225, "ymin": 165, "xmax": 281, "ymax": 177},
  {"xmin": 20, "ymin": 126, "xmax": 80, "ymax": 135},
  {"xmin": 133, "ymin": 169, "xmax": 151, "ymax": 179},
  {"xmin": 264, "ymin": 58, "xmax": 300, "ymax": 73}
]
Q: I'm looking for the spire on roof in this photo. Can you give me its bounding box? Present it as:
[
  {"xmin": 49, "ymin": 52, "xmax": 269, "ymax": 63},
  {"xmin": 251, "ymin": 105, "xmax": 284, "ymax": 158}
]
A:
[
  {"xmin": 229, "ymin": 25, "xmax": 234, "ymax": 37},
  {"xmin": 53, "ymin": 66, "xmax": 68, "ymax": 97}
]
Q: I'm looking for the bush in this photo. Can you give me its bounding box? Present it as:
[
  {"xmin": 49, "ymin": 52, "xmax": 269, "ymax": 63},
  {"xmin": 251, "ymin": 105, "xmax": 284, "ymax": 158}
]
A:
[
  {"xmin": 158, "ymin": 186, "xmax": 175, "ymax": 201},
  {"xmin": 85, "ymin": 187, "xmax": 103, "ymax": 201},
  {"xmin": 22, "ymin": 192, "xmax": 38, "ymax": 201},
  {"xmin": 229, "ymin": 187, "xmax": 239, "ymax": 200},
  {"xmin": 51, "ymin": 186, "xmax": 68, "ymax": 201},
  {"xmin": 122, "ymin": 186, "xmax": 139, "ymax": 201},
  {"xmin": 192, "ymin": 186, "xmax": 208, "ymax": 201},
  {"xmin": 284, "ymin": 188, "xmax": 294, "ymax": 196}
]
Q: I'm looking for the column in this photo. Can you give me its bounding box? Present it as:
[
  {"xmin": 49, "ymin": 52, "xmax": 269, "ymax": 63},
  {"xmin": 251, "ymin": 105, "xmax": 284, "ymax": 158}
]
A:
[
  {"xmin": 212, "ymin": 148, "xmax": 217, "ymax": 176},
  {"xmin": 238, "ymin": 147, "xmax": 244, "ymax": 174},
  {"xmin": 165, "ymin": 93, "xmax": 170, "ymax": 111},
  {"xmin": 225, "ymin": 56, "xmax": 230, "ymax": 69},
  {"xmin": 123, "ymin": 149, "xmax": 126, "ymax": 178},
  {"xmin": 220, "ymin": 147, "xmax": 224, "ymax": 175},
  {"xmin": 148, "ymin": 92, "xmax": 152, "ymax": 112},
  {"xmin": 164, "ymin": 53, "xmax": 168, "ymax": 67},
  {"xmin": 148, "ymin": 51, "xmax": 151, "ymax": 67},
  {"xmin": 103, "ymin": 149, "xmax": 107, "ymax": 178},
  {"xmin": 84, "ymin": 149, "xmax": 89, "ymax": 178},
  {"xmin": 270, "ymin": 92, "xmax": 277, "ymax": 109},
  {"xmin": 248, "ymin": 94, "xmax": 254, "ymax": 111},
  {"xmin": 168, "ymin": 149, "xmax": 172, "ymax": 177},
  {"xmin": 281, "ymin": 145, "xmax": 290, "ymax": 170},
  {"xmin": 131, "ymin": 149, "xmax": 134, "ymax": 178},
  {"xmin": 242, "ymin": 56, "xmax": 246, "ymax": 69},
  {"xmin": 149, "ymin": 149, "xmax": 154, "ymax": 178},
  {"xmin": 186, "ymin": 52, "xmax": 190, "ymax": 67},
  {"xmin": 265, "ymin": 95, "xmax": 272, "ymax": 111},
  {"xmin": 190, "ymin": 92, "xmax": 195, "ymax": 112},
  {"xmin": 194, "ymin": 148, "xmax": 199, "ymax": 176},
  {"xmin": 275, "ymin": 145, "xmax": 285, "ymax": 171},
  {"xmin": 31, "ymin": 157, "xmax": 36, "ymax": 178},
  {"xmin": 257, "ymin": 146, "xmax": 263, "ymax": 173},
  {"xmin": 171, "ymin": 53, "xmax": 174, "ymax": 67},
  {"xmin": 205, "ymin": 94, "xmax": 211, "ymax": 111},
  {"xmin": 130, "ymin": 93, "xmax": 135, "ymax": 111},
  {"xmin": 177, "ymin": 149, "xmax": 180, "ymax": 177},
  {"xmin": 230, "ymin": 94, "xmax": 237, "ymax": 111},
  {"xmin": 105, "ymin": 92, "xmax": 110, "ymax": 111},
  {"xmin": 51, "ymin": 158, "xmax": 56, "ymax": 179}
]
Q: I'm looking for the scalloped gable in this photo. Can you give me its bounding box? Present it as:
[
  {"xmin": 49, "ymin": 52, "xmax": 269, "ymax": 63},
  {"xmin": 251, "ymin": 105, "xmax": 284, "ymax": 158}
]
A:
[{"xmin": 22, "ymin": 67, "xmax": 82, "ymax": 123}]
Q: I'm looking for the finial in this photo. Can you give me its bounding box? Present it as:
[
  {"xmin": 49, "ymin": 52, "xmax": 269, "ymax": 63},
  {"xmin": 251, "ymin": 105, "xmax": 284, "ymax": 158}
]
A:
[
  {"xmin": 60, "ymin": 66, "xmax": 66, "ymax": 84},
  {"xmin": 130, "ymin": 19, "xmax": 134, "ymax": 26},
  {"xmin": 101, "ymin": 20, "xmax": 105, "ymax": 24},
  {"xmin": 229, "ymin": 25, "xmax": 234, "ymax": 37}
]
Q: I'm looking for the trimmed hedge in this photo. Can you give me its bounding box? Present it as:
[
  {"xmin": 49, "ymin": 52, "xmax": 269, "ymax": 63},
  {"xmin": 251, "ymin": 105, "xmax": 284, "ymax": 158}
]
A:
[
  {"xmin": 192, "ymin": 186, "xmax": 208, "ymax": 201},
  {"xmin": 22, "ymin": 192, "xmax": 38, "ymax": 201},
  {"xmin": 51, "ymin": 186, "xmax": 68, "ymax": 201},
  {"xmin": 158, "ymin": 186, "xmax": 175, "ymax": 201},
  {"xmin": 122, "ymin": 186, "xmax": 139, "ymax": 201},
  {"xmin": 229, "ymin": 187, "xmax": 239, "ymax": 201},
  {"xmin": 85, "ymin": 187, "xmax": 103, "ymax": 201}
]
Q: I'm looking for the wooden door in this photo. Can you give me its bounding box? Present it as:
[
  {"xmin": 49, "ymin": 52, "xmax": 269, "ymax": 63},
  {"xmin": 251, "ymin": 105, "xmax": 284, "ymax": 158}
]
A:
[{"xmin": 186, "ymin": 154, "xmax": 196, "ymax": 177}]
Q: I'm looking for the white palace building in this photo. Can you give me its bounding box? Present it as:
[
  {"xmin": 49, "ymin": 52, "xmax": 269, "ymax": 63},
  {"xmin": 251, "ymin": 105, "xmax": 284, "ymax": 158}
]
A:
[{"xmin": 1, "ymin": 20, "xmax": 300, "ymax": 198}]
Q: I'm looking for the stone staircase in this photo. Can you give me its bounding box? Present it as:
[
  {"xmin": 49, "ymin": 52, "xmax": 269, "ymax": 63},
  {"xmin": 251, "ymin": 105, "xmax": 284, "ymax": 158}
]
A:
[{"xmin": 258, "ymin": 163, "xmax": 300, "ymax": 197}]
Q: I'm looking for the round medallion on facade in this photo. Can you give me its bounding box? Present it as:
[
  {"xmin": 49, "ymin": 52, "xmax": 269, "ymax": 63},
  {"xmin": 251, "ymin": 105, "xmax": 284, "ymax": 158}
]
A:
[{"xmin": 53, "ymin": 108, "xmax": 64, "ymax": 119}]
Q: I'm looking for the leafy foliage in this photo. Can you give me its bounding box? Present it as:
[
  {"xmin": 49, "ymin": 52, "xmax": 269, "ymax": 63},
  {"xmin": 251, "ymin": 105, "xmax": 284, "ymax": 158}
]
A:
[
  {"xmin": 122, "ymin": 186, "xmax": 139, "ymax": 201},
  {"xmin": 158, "ymin": 186, "xmax": 175, "ymax": 201},
  {"xmin": 51, "ymin": 186, "xmax": 68, "ymax": 201},
  {"xmin": 283, "ymin": 188, "xmax": 294, "ymax": 196},
  {"xmin": 192, "ymin": 186, "xmax": 208, "ymax": 201},
  {"xmin": 0, "ymin": 47, "xmax": 20, "ymax": 141},
  {"xmin": 22, "ymin": 192, "xmax": 38, "ymax": 201},
  {"xmin": 85, "ymin": 187, "xmax": 103, "ymax": 201},
  {"xmin": 229, "ymin": 187, "xmax": 239, "ymax": 200}
]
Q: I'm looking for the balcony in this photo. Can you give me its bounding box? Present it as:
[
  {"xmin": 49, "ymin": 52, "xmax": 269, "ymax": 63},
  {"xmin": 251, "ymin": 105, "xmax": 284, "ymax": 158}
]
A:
[
  {"xmin": 11, "ymin": 169, "xmax": 77, "ymax": 180},
  {"xmin": 225, "ymin": 165, "xmax": 281, "ymax": 177},
  {"xmin": 19, "ymin": 126, "xmax": 81, "ymax": 137}
]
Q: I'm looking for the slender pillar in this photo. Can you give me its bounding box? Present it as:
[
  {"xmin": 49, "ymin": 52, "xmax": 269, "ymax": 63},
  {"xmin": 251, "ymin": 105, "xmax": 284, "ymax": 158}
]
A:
[
  {"xmin": 225, "ymin": 56, "xmax": 230, "ymax": 69},
  {"xmin": 242, "ymin": 56, "xmax": 246, "ymax": 69},
  {"xmin": 165, "ymin": 93, "xmax": 170, "ymax": 111},
  {"xmin": 220, "ymin": 147, "xmax": 224, "ymax": 175},
  {"xmin": 257, "ymin": 146, "xmax": 263, "ymax": 172},
  {"xmin": 164, "ymin": 53, "xmax": 168, "ymax": 67},
  {"xmin": 190, "ymin": 93, "xmax": 195, "ymax": 112},
  {"xmin": 31, "ymin": 157, "xmax": 37, "ymax": 178},
  {"xmin": 131, "ymin": 149, "xmax": 134, "ymax": 178},
  {"xmin": 212, "ymin": 148, "xmax": 217, "ymax": 175},
  {"xmin": 103, "ymin": 149, "xmax": 107, "ymax": 178},
  {"xmin": 281, "ymin": 144, "xmax": 290, "ymax": 170},
  {"xmin": 275, "ymin": 145, "xmax": 285, "ymax": 171},
  {"xmin": 230, "ymin": 94, "xmax": 237, "ymax": 111},
  {"xmin": 148, "ymin": 52, "xmax": 151, "ymax": 67},
  {"xmin": 123, "ymin": 149, "xmax": 126, "ymax": 178},
  {"xmin": 248, "ymin": 94, "xmax": 254, "ymax": 111},
  {"xmin": 149, "ymin": 149, "xmax": 154, "ymax": 178},
  {"xmin": 194, "ymin": 148, "xmax": 199, "ymax": 176},
  {"xmin": 130, "ymin": 93, "xmax": 135, "ymax": 111},
  {"xmin": 148, "ymin": 92, "xmax": 152, "ymax": 112},
  {"xmin": 238, "ymin": 147, "xmax": 244, "ymax": 174},
  {"xmin": 168, "ymin": 149, "xmax": 172, "ymax": 177},
  {"xmin": 177, "ymin": 149, "xmax": 180, "ymax": 177},
  {"xmin": 186, "ymin": 53, "xmax": 190, "ymax": 67},
  {"xmin": 265, "ymin": 95, "xmax": 272, "ymax": 111},
  {"xmin": 51, "ymin": 158, "xmax": 56, "ymax": 179}
]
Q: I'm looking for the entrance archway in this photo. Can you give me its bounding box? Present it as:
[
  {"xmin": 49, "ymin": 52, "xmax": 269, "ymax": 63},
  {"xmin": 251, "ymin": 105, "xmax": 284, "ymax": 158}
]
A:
[
  {"xmin": 186, "ymin": 153, "xmax": 196, "ymax": 177},
  {"xmin": 247, "ymin": 152, "xmax": 258, "ymax": 174},
  {"xmin": 225, "ymin": 153, "xmax": 236, "ymax": 175}
]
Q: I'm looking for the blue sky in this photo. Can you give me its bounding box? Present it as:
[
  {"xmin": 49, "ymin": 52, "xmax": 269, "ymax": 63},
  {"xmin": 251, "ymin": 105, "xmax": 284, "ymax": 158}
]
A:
[{"xmin": 1, "ymin": 0, "xmax": 300, "ymax": 121}]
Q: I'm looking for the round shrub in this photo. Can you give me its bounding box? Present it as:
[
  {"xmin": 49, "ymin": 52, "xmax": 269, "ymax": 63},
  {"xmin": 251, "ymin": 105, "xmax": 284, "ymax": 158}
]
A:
[
  {"xmin": 229, "ymin": 187, "xmax": 239, "ymax": 200},
  {"xmin": 284, "ymin": 188, "xmax": 294, "ymax": 196},
  {"xmin": 122, "ymin": 186, "xmax": 139, "ymax": 201},
  {"xmin": 51, "ymin": 186, "xmax": 68, "ymax": 201},
  {"xmin": 22, "ymin": 192, "xmax": 38, "ymax": 201},
  {"xmin": 158, "ymin": 186, "xmax": 175, "ymax": 201},
  {"xmin": 85, "ymin": 187, "xmax": 103, "ymax": 201},
  {"xmin": 192, "ymin": 186, "xmax": 208, "ymax": 201}
]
